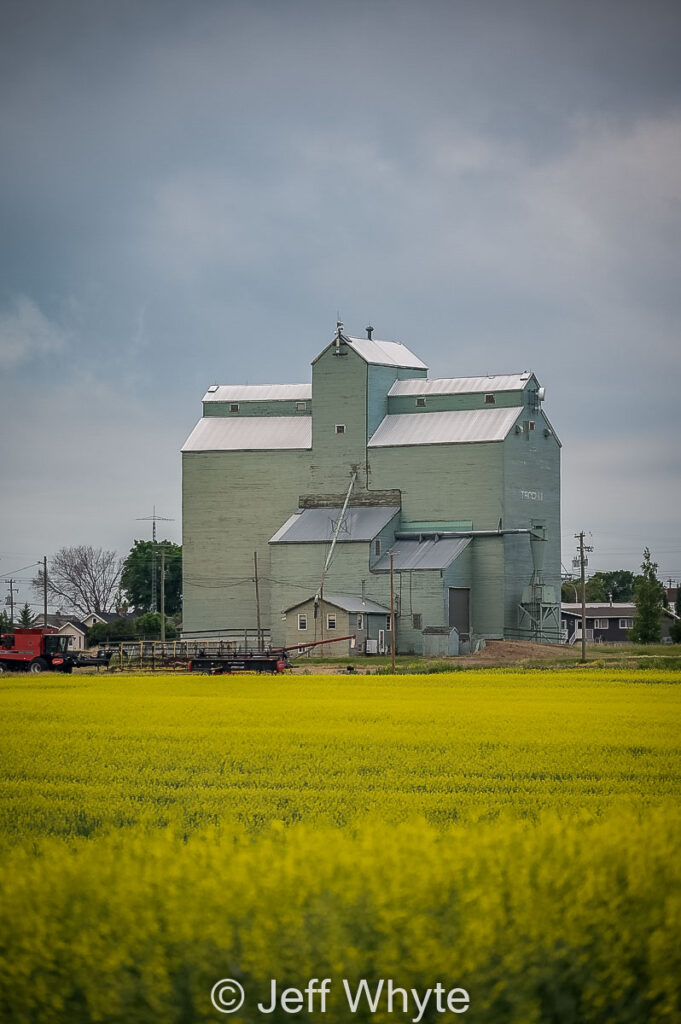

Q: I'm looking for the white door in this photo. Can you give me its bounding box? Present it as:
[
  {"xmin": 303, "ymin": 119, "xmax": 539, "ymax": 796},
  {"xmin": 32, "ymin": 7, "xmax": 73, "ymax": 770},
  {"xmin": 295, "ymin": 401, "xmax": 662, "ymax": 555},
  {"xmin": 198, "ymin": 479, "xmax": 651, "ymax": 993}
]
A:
[{"xmin": 378, "ymin": 629, "xmax": 385, "ymax": 654}]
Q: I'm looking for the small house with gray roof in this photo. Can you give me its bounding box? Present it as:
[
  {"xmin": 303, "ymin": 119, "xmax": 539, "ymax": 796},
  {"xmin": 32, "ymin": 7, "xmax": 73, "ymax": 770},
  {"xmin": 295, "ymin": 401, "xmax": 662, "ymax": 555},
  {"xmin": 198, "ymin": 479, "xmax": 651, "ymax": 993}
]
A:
[{"xmin": 181, "ymin": 326, "xmax": 561, "ymax": 653}]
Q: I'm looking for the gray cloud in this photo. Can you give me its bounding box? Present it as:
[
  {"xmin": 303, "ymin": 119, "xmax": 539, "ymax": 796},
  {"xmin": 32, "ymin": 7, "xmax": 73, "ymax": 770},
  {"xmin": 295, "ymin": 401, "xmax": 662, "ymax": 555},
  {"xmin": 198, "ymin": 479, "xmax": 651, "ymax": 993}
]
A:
[
  {"xmin": 1, "ymin": 0, "xmax": 680, "ymax": 582},
  {"xmin": 0, "ymin": 296, "xmax": 68, "ymax": 367}
]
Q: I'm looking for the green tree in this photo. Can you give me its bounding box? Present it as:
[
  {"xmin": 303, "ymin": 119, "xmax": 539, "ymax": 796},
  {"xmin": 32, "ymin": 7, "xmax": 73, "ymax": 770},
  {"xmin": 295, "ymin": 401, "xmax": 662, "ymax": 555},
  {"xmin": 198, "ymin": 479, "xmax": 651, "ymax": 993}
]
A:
[
  {"xmin": 630, "ymin": 548, "xmax": 664, "ymax": 644},
  {"xmin": 561, "ymin": 577, "xmax": 606, "ymax": 602},
  {"xmin": 120, "ymin": 541, "xmax": 182, "ymax": 615},
  {"xmin": 18, "ymin": 603, "xmax": 35, "ymax": 627},
  {"xmin": 134, "ymin": 612, "xmax": 178, "ymax": 641},
  {"xmin": 0, "ymin": 609, "xmax": 11, "ymax": 634},
  {"xmin": 86, "ymin": 618, "xmax": 138, "ymax": 647},
  {"xmin": 586, "ymin": 570, "xmax": 636, "ymax": 603},
  {"xmin": 86, "ymin": 613, "xmax": 177, "ymax": 646}
]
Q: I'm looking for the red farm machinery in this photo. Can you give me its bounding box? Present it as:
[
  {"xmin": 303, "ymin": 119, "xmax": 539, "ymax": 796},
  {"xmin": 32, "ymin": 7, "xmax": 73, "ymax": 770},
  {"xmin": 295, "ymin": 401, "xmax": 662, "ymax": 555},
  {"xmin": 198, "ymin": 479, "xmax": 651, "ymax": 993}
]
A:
[{"xmin": 0, "ymin": 627, "xmax": 77, "ymax": 675}]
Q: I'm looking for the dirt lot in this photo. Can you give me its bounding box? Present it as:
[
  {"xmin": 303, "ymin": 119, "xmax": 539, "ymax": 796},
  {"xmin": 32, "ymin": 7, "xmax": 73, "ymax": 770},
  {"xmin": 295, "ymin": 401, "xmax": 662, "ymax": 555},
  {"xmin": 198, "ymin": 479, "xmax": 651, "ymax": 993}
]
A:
[
  {"xmin": 289, "ymin": 639, "xmax": 581, "ymax": 673},
  {"xmin": 454, "ymin": 638, "xmax": 580, "ymax": 666}
]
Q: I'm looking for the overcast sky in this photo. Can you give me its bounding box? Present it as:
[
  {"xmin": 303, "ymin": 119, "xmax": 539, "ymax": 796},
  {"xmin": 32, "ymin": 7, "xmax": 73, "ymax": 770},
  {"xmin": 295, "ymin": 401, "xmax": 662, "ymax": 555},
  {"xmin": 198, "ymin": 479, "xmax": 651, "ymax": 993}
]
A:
[{"xmin": 1, "ymin": 0, "xmax": 680, "ymax": 610}]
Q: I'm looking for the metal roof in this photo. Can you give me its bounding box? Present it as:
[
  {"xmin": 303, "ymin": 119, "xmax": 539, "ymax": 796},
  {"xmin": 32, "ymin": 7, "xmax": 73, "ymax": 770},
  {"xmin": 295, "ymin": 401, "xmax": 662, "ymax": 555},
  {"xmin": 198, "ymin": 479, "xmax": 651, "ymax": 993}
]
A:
[
  {"xmin": 373, "ymin": 536, "xmax": 471, "ymax": 571},
  {"xmin": 270, "ymin": 506, "xmax": 400, "ymax": 543},
  {"xmin": 203, "ymin": 383, "xmax": 311, "ymax": 402},
  {"xmin": 388, "ymin": 373, "xmax": 533, "ymax": 396},
  {"xmin": 368, "ymin": 407, "xmax": 522, "ymax": 447},
  {"xmin": 345, "ymin": 336, "xmax": 428, "ymax": 370},
  {"xmin": 285, "ymin": 592, "xmax": 391, "ymax": 614},
  {"xmin": 561, "ymin": 603, "xmax": 636, "ymax": 617},
  {"xmin": 182, "ymin": 417, "xmax": 312, "ymax": 452}
]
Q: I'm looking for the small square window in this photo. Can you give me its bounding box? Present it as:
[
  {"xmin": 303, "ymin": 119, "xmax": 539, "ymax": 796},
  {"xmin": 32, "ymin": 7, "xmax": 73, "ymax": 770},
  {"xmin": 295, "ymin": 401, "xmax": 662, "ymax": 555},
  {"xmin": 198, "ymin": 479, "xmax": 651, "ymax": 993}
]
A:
[
  {"xmin": 230, "ymin": 403, "xmax": 239, "ymax": 413},
  {"xmin": 416, "ymin": 397, "xmax": 426, "ymax": 408},
  {"xmin": 327, "ymin": 613, "xmax": 336, "ymax": 630},
  {"xmin": 335, "ymin": 424, "xmax": 345, "ymax": 434},
  {"xmin": 374, "ymin": 539, "xmax": 381, "ymax": 556},
  {"xmin": 594, "ymin": 618, "xmax": 608, "ymax": 629},
  {"xmin": 485, "ymin": 394, "xmax": 495, "ymax": 404},
  {"xmin": 529, "ymin": 421, "xmax": 535, "ymax": 430},
  {"xmin": 298, "ymin": 614, "xmax": 307, "ymax": 631},
  {"xmin": 619, "ymin": 618, "xmax": 633, "ymax": 629},
  {"xmin": 412, "ymin": 613, "xmax": 422, "ymax": 630},
  {"xmin": 296, "ymin": 401, "xmax": 306, "ymax": 411}
]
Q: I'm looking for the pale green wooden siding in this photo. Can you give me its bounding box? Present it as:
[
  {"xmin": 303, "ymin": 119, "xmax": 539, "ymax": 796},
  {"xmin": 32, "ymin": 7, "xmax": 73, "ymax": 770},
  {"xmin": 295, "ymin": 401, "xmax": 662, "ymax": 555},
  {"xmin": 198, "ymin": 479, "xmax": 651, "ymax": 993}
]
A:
[
  {"xmin": 204, "ymin": 400, "xmax": 310, "ymax": 417},
  {"xmin": 367, "ymin": 365, "xmax": 397, "ymax": 438},
  {"xmin": 181, "ymin": 449, "xmax": 310, "ymax": 634},
  {"xmin": 310, "ymin": 346, "xmax": 369, "ymax": 490},
  {"xmin": 502, "ymin": 410, "xmax": 561, "ymax": 630},
  {"xmin": 368, "ymin": 516, "xmax": 400, "ymax": 569},
  {"xmin": 394, "ymin": 570, "xmax": 448, "ymax": 652},
  {"xmin": 369, "ymin": 442, "xmax": 505, "ymax": 526},
  {"xmin": 387, "ymin": 392, "xmax": 524, "ymax": 415},
  {"xmin": 469, "ymin": 535, "xmax": 505, "ymax": 637}
]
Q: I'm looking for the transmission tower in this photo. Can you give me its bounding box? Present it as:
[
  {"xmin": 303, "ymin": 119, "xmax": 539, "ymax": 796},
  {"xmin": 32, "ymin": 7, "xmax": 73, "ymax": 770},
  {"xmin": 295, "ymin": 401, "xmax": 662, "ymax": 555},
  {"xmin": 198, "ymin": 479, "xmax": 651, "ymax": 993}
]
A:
[{"xmin": 136, "ymin": 506, "xmax": 175, "ymax": 612}]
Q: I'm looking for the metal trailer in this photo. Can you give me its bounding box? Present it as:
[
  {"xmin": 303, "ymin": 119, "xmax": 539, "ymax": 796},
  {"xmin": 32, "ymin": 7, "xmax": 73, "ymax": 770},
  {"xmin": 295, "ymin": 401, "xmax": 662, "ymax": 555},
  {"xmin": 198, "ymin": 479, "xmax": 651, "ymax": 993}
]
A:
[{"xmin": 187, "ymin": 634, "xmax": 357, "ymax": 674}]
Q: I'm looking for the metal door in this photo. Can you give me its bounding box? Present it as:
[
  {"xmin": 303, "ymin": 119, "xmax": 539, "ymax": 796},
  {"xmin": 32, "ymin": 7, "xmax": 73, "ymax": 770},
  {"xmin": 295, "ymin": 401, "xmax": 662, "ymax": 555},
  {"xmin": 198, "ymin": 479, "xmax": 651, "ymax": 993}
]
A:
[{"xmin": 448, "ymin": 588, "xmax": 470, "ymax": 636}]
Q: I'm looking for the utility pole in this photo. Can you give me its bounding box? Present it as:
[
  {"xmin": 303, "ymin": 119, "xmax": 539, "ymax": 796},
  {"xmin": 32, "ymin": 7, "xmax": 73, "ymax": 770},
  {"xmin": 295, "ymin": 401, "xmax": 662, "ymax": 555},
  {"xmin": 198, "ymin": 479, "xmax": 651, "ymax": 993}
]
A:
[
  {"xmin": 43, "ymin": 555, "xmax": 48, "ymax": 629},
  {"xmin": 253, "ymin": 551, "xmax": 262, "ymax": 651},
  {"xmin": 136, "ymin": 507, "xmax": 174, "ymax": 613},
  {"xmin": 160, "ymin": 547, "xmax": 166, "ymax": 644},
  {"xmin": 5, "ymin": 579, "xmax": 17, "ymax": 627},
  {"xmin": 573, "ymin": 532, "xmax": 593, "ymax": 663},
  {"xmin": 390, "ymin": 551, "xmax": 395, "ymax": 673}
]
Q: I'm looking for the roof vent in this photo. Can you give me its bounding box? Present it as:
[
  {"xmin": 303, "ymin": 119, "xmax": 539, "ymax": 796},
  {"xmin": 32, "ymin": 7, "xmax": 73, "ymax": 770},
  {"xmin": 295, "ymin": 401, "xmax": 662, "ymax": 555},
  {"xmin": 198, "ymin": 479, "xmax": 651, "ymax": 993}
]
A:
[{"xmin": 366, "ymin": 325, "xmax": 374, "ymax": 340}]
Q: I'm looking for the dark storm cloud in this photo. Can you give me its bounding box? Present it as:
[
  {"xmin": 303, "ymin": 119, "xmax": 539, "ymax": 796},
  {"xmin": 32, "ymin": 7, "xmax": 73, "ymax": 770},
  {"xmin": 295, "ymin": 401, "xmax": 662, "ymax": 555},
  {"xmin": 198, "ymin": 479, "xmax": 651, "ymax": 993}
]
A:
[{"xmin": 1, "ymin": 0, "xmax": 680, "ymax": 581}]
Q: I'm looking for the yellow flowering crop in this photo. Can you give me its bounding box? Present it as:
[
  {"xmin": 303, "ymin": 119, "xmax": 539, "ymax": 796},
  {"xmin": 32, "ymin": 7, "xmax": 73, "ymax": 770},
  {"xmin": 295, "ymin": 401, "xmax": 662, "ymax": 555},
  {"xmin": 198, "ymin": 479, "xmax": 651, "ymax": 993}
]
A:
[{"xmin": 0, "ymin": 669, "xmax": 679, "ymax": 1022}]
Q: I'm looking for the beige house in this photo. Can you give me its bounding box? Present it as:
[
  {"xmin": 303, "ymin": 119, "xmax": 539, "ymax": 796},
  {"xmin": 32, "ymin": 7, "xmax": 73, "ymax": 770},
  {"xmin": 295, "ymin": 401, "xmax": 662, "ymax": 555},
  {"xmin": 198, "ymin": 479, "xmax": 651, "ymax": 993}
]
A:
[
  {"xmin": 282, "ymin": 593, "xmax": 392, "ymax": 657},
  {"xmin": 42, "ymin": 614, "xmax": 88, "ymax": 651}
]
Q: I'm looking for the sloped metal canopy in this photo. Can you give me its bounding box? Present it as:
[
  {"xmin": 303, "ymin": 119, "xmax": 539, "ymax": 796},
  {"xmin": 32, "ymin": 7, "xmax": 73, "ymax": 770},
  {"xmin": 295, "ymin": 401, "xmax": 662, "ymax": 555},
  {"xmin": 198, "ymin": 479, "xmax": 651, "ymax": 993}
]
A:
[
  {"xmin": 373, "ymin": 536, "xmax": 471, "ymax": 571},
  {"xmin": 270, "ymin": 506, "xmax": 400, "ymax": 543}
]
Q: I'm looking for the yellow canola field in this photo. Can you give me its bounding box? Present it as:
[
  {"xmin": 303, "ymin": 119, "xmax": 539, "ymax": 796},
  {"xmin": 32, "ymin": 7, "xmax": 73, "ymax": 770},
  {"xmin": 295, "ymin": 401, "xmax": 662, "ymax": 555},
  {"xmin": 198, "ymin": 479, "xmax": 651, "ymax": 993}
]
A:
[
  {"xmin": 0, "ymin": 669, "xmax": 679, "ymax": 840},
  {"xmin": 0, "ymin": 669, "xmax": 680, "ymax": 1023}
]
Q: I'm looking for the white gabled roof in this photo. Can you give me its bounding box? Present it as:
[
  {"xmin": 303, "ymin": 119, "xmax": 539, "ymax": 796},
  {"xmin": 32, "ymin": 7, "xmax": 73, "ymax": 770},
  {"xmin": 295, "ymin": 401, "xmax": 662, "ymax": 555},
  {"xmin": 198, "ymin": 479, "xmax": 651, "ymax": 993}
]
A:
[
  {"xmin": 344, "ymin": 336, "xmax": 427, "ymax": 369},
  {"xmin": 203, "ymin": 383, "xmax": 311, "ymax": 402},
  {"xmin": 345, "ymin": 336, "xmax": 427, "ymax": 369},
  {"xmin": 368, "ymin": 407, "xmax": 522, "ymax": 447},
  {"xmin": 389, "ymin": 373, "xmax": 533, "ymax": 396},
  {"xmin": 182, "ymin": 417, "xmax": 312, "ymax": 452}
]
